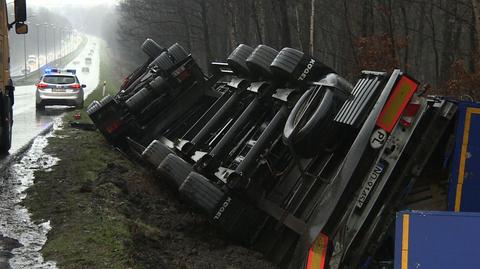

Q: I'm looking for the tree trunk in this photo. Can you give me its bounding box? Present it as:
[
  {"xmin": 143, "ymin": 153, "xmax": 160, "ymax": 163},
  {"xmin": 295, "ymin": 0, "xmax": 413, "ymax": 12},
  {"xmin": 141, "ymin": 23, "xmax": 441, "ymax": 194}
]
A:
[
  {"xmin": 278, "ymin": 0, "xmax": 291, "ymax": 46},
  {"xmin": 177, "ymin": 0, "xmax": 193, "ymax": 51},
  {"xmin": 472, "ymin": 0, "xmax": 480, "ymax": 53},
  {"xmin": 400, "ymin": 2, "xmax": 409, "ymax": 72},
  {"xmin": 439, "ymin": 0, "xmax": 457, "ymax": 83},
  {"xmin": 309, "ymin": 0, "xmax": 316, "ymax": 55},
  {"xmin": 252, "ymin": 0, "xmax": 264, "ymax": 43},
  {"xmin": 200, "ymin": 0, "xmax": 212, "ymax": 71}
]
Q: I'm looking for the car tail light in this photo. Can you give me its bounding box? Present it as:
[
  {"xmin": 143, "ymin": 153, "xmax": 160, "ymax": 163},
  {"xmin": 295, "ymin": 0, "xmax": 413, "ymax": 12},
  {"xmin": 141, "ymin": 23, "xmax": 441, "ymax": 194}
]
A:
[
  {"xmin": 36, "ymin": 83, "xmax": 48, "ymax": 89},
  {"xmin": 70, "ymin": 83, "xmax": 81, "ymax": 89},
  {"xmin": 306, "ymin": 233, "xmax": 329, "ymax": 269},
  {"xmin": 376, "ymin": 75, "xmax": 419, "ymax": 133}
]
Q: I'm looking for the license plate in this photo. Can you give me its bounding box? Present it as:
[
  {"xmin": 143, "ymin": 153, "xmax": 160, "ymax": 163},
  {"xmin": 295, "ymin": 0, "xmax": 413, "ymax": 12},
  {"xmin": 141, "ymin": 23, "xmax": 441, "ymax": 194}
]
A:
[
  {"xmin": 356, "ymin": 162, "xmax": 386, "ymax": 209},
  {"xmin": 52, "ymin": 88, "xmax": 65, "ymax": 92}
]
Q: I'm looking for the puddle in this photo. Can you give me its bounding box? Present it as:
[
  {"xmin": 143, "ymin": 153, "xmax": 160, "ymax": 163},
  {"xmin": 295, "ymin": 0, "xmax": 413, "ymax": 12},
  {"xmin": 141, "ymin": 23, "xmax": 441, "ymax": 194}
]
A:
[{"xmin": 0, "ymin": 127, "xmax": 58, "ymax": 268}]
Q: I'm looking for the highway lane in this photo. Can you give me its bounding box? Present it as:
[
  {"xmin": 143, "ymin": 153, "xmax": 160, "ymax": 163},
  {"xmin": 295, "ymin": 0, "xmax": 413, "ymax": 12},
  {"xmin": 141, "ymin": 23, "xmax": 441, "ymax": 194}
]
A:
[{"xmin": 10, "ymin": 36, "xmax": 100, "ymax": 153}]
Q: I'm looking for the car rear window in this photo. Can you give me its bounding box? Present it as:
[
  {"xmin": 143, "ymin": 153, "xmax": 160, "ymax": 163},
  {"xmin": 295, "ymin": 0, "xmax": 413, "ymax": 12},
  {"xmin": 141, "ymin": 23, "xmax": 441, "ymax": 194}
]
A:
[{"xmin": 43, "ymin": 75, "xmax": 76, "ymax": 84}]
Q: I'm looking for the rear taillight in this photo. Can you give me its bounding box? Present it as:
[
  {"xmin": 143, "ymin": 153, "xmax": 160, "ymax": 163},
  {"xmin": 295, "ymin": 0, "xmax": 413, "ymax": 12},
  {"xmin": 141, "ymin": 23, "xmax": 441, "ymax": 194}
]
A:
[
  {"xmin": 70, "ymin": 83, "xmax": 81, "ymax": 89},
  {"xmin": 306, "ymin": 233, "xmax": 329, "ymax": 269},
  {"xmin": 376, "ymin": 75, "xmax": 419, "ymax": 133},
  {"xmin": 399, "ymin": 102, "xmax": 421, "ymax": 128},
  {"xmin": 36, "ymin": 83, "xmax": 48, "ymax": 89}
]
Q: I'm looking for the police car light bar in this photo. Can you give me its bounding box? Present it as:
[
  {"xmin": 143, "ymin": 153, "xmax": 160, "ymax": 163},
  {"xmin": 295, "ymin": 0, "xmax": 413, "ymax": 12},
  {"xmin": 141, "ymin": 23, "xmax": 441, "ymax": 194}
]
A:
[{"xmin": 44, "ymin": 68, "xmax": 76, "ymax": 75}]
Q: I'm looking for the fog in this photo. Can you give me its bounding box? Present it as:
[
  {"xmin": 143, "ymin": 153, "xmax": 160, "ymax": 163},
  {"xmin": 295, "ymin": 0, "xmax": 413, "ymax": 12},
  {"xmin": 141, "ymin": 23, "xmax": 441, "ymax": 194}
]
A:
[{"xmin": 9, "ymin": 1, "xmax": 120, "ymax": 73}]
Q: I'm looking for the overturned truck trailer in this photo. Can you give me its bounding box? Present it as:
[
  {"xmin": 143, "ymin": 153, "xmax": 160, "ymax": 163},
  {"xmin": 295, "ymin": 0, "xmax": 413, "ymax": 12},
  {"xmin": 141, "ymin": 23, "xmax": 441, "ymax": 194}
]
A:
[{"xmin": 88, "ymin": 39, "xmax": 458, "ymax": 269}]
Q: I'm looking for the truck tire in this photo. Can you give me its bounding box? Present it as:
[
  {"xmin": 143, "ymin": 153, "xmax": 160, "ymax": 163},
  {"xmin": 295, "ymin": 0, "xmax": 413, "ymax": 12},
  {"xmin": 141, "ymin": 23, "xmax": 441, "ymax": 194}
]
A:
[
  {"xmin": 283, "ymin": 88, "xmax": 339, "ymax": 157},
  {"xmin": 157, "ymin": 153, "xmax": 193, "ymax": 188},
  {"xmin": 271, "ymin": 47, "xmax": 335, "ymax": 82},
  {"xmin": 125, "ymin": 88, "xmax": 152, "ymax": 113},
  {"xmin": 141, "ymin": 38, "xmax": 165, "ymax": 59},
  {"xmin": 99, "ymin": 95, "xmax": 114, "ymax": 106},
  {"xmin": 167, "ymin": 43, "xmax": 189, "ymax": 63},
  {"xmin": 150, "ymin": 43, "xmax": 189, "ymax": 71},
  {"xmin": 142, "ymin": 140, "xmax": 174, "ymax": 168},
  {"xmin": 179, "ymin": 172, "xmax": 225, "ymax": 215},
  {"xmin": 246, "ymin": 45, "xmax": 279, "ymax": 79},
  {"xmin": 227, "ymin": 44, "xmax": 254, "ymax": 77},
  {"xmin": 0, "ymin": 96, "xmax": 12, "ymax": 153},
  {"xmin": 86, "ymin": 100, "xmax": 100, "ymax": 115}
]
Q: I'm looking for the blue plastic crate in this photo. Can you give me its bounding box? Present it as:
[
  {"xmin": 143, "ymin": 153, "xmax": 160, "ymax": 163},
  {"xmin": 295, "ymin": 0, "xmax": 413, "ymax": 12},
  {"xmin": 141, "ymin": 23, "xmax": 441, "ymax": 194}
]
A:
[{"xmin": 395, "ymin": 210, "xmax": 480, "ymax": 269}]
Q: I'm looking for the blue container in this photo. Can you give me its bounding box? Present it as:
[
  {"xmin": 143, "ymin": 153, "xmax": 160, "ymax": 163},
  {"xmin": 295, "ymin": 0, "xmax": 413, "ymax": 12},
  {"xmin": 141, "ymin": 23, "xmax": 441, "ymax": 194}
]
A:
[
  {"xmin": 448, "ymin": 102, "xmax": 480, "ymax": 212},
  {"xmin": 395, "ymin": 210, "xmax": 480, "ymax": 269}
]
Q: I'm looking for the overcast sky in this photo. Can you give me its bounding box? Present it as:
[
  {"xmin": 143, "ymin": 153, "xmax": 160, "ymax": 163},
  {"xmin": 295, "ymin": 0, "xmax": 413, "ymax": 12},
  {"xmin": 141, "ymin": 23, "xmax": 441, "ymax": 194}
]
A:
[{"xmin": 26, "ymin": 0, "xmax": 118, "ymax": 7}]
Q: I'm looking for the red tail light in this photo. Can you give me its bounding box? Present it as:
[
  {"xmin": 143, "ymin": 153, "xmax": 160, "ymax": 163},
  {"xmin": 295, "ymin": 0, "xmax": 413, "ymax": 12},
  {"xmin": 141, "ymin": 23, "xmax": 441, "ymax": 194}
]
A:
[
  {"xmin": 36, "ymin": 83, "xmax": 48, "ymax": 89},
  {"xmin": 70, "ymin": 83, "xmax": 81, "ymax": 89},
  {"xmin": 403, "ymin": 103, "xmax": 421, "ymax": 117},
  {"xmin": 400, "ymin": 103, "xmax": 421, "ymax": 128}
]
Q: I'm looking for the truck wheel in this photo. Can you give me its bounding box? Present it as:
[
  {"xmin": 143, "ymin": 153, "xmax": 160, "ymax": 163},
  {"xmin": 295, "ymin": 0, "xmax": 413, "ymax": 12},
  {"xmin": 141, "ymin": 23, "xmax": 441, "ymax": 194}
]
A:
[
  {"xmin": 246, "ymin": 45, "xmax": 279, "ymax": 78},
  {"xmin": 227, "ymin": 44, "xmax": 254, "ymax": 77},
  {"xmin": 150, "ymin": 43, "xmax": 189, "ymax": 71},
  {"xmin": 125, "ymin": 88, "xmax": 152, "ymax": 113},
  {"xmin": 283, "ymin": 88, "xmax": 339, "ymax": 157},
  {"xmin": 270, "ymin": 47, "xmax": 335, "ymax": 82},
  {"xmin": 157, "ymin": 153, "xmax": 193, "ymax": 188},
  {"xmin": 167, "ymin": 43, "xmax": 189, "ymax": 63},
  {"xmin": 179, "ymin": 172, "xmax": 225, "ymax": 215},
  {"xmin": 141, "ymin": 38, "xmax": 165, "ymax": 59},
  {"xmin": 0, "ymin": 97, "xmax": 12, "ymax": 153},
  {"xmin": 142, "ymin": 140, "xmax": 174, "ymax": 168}
]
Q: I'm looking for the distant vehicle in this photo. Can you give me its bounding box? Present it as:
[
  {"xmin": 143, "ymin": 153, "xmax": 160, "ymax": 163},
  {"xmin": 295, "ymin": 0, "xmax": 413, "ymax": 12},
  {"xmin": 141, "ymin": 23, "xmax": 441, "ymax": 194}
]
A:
[
  {"xmin": 35, "ymin": 68, "xmax": 86, "ymax": 110},
  {"xmin": 73, "ymin": 60, "xmax": 80, "ymax": 65},
  {"xmin": 81, "ymin": 67, "xmax": 90, "ymax": 73},
  {"xmin": 85, "ymin": 57, "xmax": 92, "ymax": 65}
]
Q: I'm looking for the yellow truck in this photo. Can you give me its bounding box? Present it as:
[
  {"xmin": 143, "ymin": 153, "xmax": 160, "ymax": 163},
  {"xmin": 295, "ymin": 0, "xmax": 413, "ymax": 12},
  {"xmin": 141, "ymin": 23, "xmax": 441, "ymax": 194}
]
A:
[{"xmin": 0, "ymin": 0, "xmax": 27, "ymax": 152}]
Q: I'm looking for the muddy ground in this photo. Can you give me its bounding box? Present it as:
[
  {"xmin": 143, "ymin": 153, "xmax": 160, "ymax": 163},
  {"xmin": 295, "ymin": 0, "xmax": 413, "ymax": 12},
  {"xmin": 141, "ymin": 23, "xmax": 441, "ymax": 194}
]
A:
[{"xmin": 22, "ymin": 115, "xmax": 276, "ymax": 269}]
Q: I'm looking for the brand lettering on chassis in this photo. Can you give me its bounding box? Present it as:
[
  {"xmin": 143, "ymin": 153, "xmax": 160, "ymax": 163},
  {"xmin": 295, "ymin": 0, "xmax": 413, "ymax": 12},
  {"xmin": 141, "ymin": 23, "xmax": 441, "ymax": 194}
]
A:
[
  {"xmin": 356, "ymin": 163, "xmax": 385, "ymax": 209},
  {"xmin": 213, "ymin": 197, "xmax": 232, "ymax": 220},
  {"xmin": 298, "ymin": 59, "xmax": 316, "ymax": 81}
]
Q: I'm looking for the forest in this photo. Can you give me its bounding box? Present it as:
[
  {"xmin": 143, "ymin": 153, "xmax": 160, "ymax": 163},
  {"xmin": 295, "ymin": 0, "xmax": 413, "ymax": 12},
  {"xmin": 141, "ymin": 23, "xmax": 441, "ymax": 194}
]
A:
[{"xmin": 115, "ymin": 0, "xmax": 480, "ymax": 99}]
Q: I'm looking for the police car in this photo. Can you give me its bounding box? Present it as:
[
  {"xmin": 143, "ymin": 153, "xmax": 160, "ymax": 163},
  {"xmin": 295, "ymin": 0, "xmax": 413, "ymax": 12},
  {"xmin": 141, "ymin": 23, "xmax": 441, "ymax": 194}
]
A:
[{"xmin": 35, "ymin": 68, "xmax": 86, "ymax": 110}]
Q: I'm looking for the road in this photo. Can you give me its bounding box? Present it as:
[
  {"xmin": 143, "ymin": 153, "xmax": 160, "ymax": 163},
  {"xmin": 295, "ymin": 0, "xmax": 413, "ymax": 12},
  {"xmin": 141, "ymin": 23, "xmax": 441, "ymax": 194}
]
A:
[
  {"xmin": 0, "ymin": 36, "xmax": 101, "ymax": 269},
  {"xmin": 11, "ymin": 36, "xmax": 100, "ymax": 153}
]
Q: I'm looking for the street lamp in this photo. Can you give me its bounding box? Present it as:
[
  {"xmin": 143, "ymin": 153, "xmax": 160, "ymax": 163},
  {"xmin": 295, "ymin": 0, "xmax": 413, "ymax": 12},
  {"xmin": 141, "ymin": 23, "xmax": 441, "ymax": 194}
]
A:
[
  {"xmin": 23, "ymin": 27, "xmax": 27, "ymax": 78},
  {"xmin": 35, "ymin": 24, "xmax": 40, "ymax": 69},
  {"xmin": 44, "ymin": 23, "xmax": 48, "ymax": 65},
  {"xmin": 51, "ymin": 24, "xmax": 56, "ymax": 62}
]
